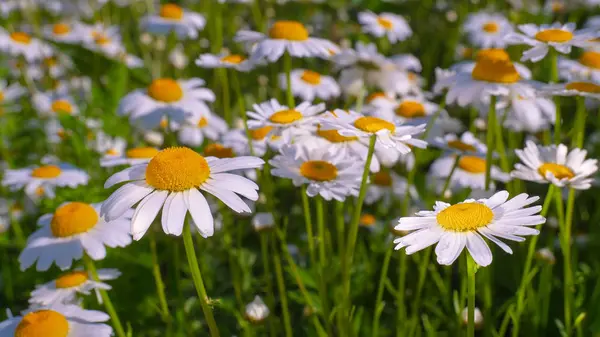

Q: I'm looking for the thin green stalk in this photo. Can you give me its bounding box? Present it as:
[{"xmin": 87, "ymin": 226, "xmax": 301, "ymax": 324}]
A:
[
  {"xmin": 182, "ymin": 222, "xmax": 220, "ymax": 337},
  {"xmin": 441, "ymin": 155, "xmax": 461, "ymax": 198},
  {"xmin": 9, "ymin": 215, "xmax": 24, "ymax": 245},
  {"xmin": 259, "ymin": 233, "xmax": 277, "ymax": 337},
  {"xmin": 572, "ymin": 96, "xmax": 586, "ymax": 148},
  {"xmin": 466, "ymin": 255, "xmax": 477, "ymax": 337},
  {"xmin": 335, "ymin": 201, "xmax": 345, "ymax": 257},
  {"xmin": 492, "ymin": 106, "xmax": 510, "ymax": 182},
  {"xmin": 355, "ymin": 86, "xmax": 366, "ymax": 113},
  {"xmin": 396, "ymin": 253, "xmax": 408, "ymax": 337},
  {"xmin": 562, "ymin": 188, "xmax": 576, "ymax": 335},
  {"xmin": 372, "ymin": 245, "xmax": 393, "ymax": 337},
  {"xmin": 485, "ymin": 96, "xmax": 497, "ymax": 191},
  {"xmin": 301, "ymin": 186, "xmax": 316, "ymax": 266},
  {"xmin": 84, "ymin": 256, "xmax": 127, "ymax": 337},
  {"xmin": 283, "ymin": 52, "xmax": 294, "ymax": 108},
  {"xmin": 149, "ymin": 231, "xmax": 170, "ymax": 321},
  {"xmin": 272, "ymin": 238, "xmax": 293, "ymax": 337},
  {"xmin": 315, "ymin": 196, "xmax": 332, "ymax": 334},
  {"xmin": 221, "ymin": 68, "xmax": 232, "ymax": 125},
  {"xmin": 251, "ymin": 0, "xmax": 265, "ymax": 32}
]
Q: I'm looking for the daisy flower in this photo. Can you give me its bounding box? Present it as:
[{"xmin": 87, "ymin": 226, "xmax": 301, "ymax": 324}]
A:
[
  {"xmin": 270, "ymin": 144, "xmax": 363, "ymax": 201},
  {"xmin": 500, "ymin": 93, "xmax": 555, "ymax": 133},
  {"xmin": 28, "ymin": 53, "xmax": 74, "ymax": 80},
  {"xmin": 221, "ymin": 127, "xmax": 271, "ymax": 157},
  {"xmin": 0, "ymin": 28, "xmax": 52, "ymax": 61},
  {"xmin": 278, "ymin": 69, "xmax": 341, "ymax": 102},
  {"xmin": 252, "ymin": 213, "xmax": 274, "ymax": 232},
  {"xmin": 30, "ymin": 269, "xmax": 120, "ymax": 306},
  {"xmin": 33, "ymin": 92, "xmax": 79, "ymax": 117},
  {"xmin": 357, "ymin": 11, "xmax": 412, "ymax": 43},
  {"xmin": 2, "ymin": 163, "xmax": 89, "ymax": 200},
  {"xmin": 541, "ymin": 81, "xmax": 600, "ymax": 99},
  {"xmin": 196, "ymin": 52, "xmax": 257, "ymax": 72},
  {"xmin": 178, "ymin": 113, "xmax": 228, "ymax": 147},
  {"xmin": 0, "ymin": 304, "xmax": 112, "ymax": 337},
  {"xmin": 363, "ymin": 92, "xmax": 398, "ymax": 112},
  {"xmin": 118, "ymin": 78, "xmax": 215, "ymax": 129},
  {"xmin": 100, "ymin": 146, "xmax": 159, "ymax": 167},
  {"xmin": 141, "ymin": 3, "xmax": 206, "ymax": 39},
  {"xmin": 365, "ymin": 170, "xmax": 416, "ymax": 207},
  {"xmin": 247, "ymin": 98, "xmax": 325, "ymax": 140},
  {"xmin": 558, "ymin": 51, "xmax": 600, "ymax": 82},
  {"xmin": 505, "ymin": 23, "xmax": 592, "ymax": 62},
  {"xmin": 319, "ymin": 109, "xmax": 427, "ymax": 155},
  {"xmin": 429, "ymin": 155, "xmax": 510, "ymax": 191},
  {"xmin": 234, "ymin": 20, "xmax": 338, "ymax": 62},
  {"xmin": 463, "ymin": 12, "xmax": 513, "ymax": 48},
  {"xmin": 375, "ymin": 95, "xmax": 440, "ymax": 125},
  {"xmin": 450, "ymin": 48, "xmax": 533, "ymax": 80},
  {"xmin": 432, "ymin": 132, "xmax": 488, "ymax": 157},
  {"xmin": 101, "ymin": 147, "xmax": 264, "ymax": 240},
  {"xmin": 512, "ymin": 140, "xmax": 598, "ymax": 189},
  {"xmin": 91, "ymin": 132, "xmax": 126, "ymax": 157},
  {"xmin": 43, "ymin": 21, "xmax": 83, "ymax": 44},
  {"xmin": 394, "ymin": 190, "xmax": 546, "ymax": 266},
  {"xmin": 0, "ymin": 80, "xmax": 26, "ymax": 114},
  {"xmin": 19, "ymin": 202, "xmax": 132, "ymax": 271}
]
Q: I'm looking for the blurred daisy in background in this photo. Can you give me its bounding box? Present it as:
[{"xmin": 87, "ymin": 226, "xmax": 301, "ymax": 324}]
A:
[
  {"xmin": 196, "ymin": 52, "xmax": 257, "ymax": 72},
  {"xmin": 450, "ymin": 48, "xmax": 532, "ymax": 79},
  {"xmin": 279, "ymin": 69, "xmax": 341, "ymax": 102},
  {"xmin": 101, "ymin": 147, "xmax": 264, "ymax": 240},
  {"xmin": 541, "ymin": 81, "xmax": 600, "ymax": 99},
  {"xmin": 2, "ymin": 163, "xmax": 89, "ymax": 200},
  {"xmin": 247, "ymin": 99, "xmax": 325, "ymax": 140},
  {"xmin": 429, "ymin": 154, "xmax": 510, "ymax": 191},
  {"xmin": 33, "ymin": 92, "xmax": 79, "ymax": 117},
  {"xmin": 394, "ymin": 190, "xmax": 545, "ymax": 266},
  {"xmin": 512, "ymin": 140, "xmax": 598, "ymax": 189},
  {"xmin": 0, "ymin": 80, "xmax": 26, "ymax": 114},
  {"xmin": 432, "ymin": 132, "xmax": 488, "ymax": 157},
  {"xmin": 100, "ymin": 146, "xmax": 159, "ymax": 167},
  {"xmin": 270, "ymin": 144, "xmax": 363, "ymax": 201},
  {"xmin": 252, "ymin": 212, "xmax": 274, "ymax": 232},
  {"xmin": 141, "ymin": 3, "xmax": 206, "ymax": 39},
  {"xmin": 558, "ymin": 51, "xmax": 600, "ymax": 82},
  {"xmin": 463, "ymin": 12, "xmax": 513, "ymax": 48},
  {"xmin": 499, "ymin": 93, "xmax": 556, "ymax": 133},
  {"xmin": 178, "ymin": 114, "xmax": 228, "ymax": 147},
  {"xmin": 375, "ymin": 95, "xmax": 440, "ymax": 125},
  {"xmin": 0, "ymin": 28, "xmax": 52, "ymax": 61},
  {"xmin": 91, "ymin": 132, "xmax": 126, "ymax": 158},
  {"xmin": 221, "ymin": 127, "xmax": 269, "ymax": 157},
  {"xmin": 30, "ymin": 269, "xmax": 120, "ymax": 306},
  {"xmin": 44, "ymin": 21, "xmax": 84, "ymax": 44},
  {"xmin": 358, "ymin": 11, "xmax": 412, "ymax": 43},
  {"xmin": 365, "ymin": 170, "xmax": 417, "ymax": 207}
]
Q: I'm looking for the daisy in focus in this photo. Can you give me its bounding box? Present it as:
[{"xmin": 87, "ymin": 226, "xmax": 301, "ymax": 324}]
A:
[
  {"xmin": 0, "ymin": 28, "xmax": 52, "ymax": 61},
  {"xmin": 0, "ymin": 304, "xmax": 112, "ymax": 337},
  {"xmin": 141, "ymin": 3, "xmax": 206, "ymax": 39},
  {"xmin": 512, "ymin": 140, "xmax": 598, "ymax": 189},
  {"xmin": 101, "ymin": 147, "xmax": 264, "ymax": 240},
  {"xmin": 30, "ymin": 269, "xmax": 120, "ymax": 306},
  {"xmin": 247, "ymin": 99, "xmax": 325, "ymax": 140},
  {"xmin": 357, "ymin": 11, "xmax": 412, "ymax": 43},
  {"xmin": 394, "ymin": 190, "xmax": 545, "ymax": 266},
  {"xmin": 234, "ymin": 20, "xmax": 339, "ymax": 62},
  {"xmin": 19, "ymin": 202, "xmax": 132, "ymax": 271},
  {"xmin": 278, "ymin": 69, "xmax": 341, "ymax": 102},
  {"xmin": 505, "ymin": 23, "xmax": 592, "ymax": 62},
  {"xmin": 463, "ymin": 12, "xmax": 513, "ymax": 48},
  {"xmin": 270, "ymin": 144, "xmax": 363, "ymax": 201},
  {"xmin": 2, "ymin": 163, "xmax": 89, "ymax": 200}
]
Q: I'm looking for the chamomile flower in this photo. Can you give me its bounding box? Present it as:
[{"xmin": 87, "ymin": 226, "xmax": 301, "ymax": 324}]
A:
[
  {"xmin": 375, "ymin": 95, "xmax": 440, "ymax": 124},
  {"xmin": 366, "ymin": 170, "xmax": 416, "ymax": 207},
  {"xmin": 319, "ymin": 109, "xmax": 427, "ymax": 155},
  {"xmin": 270, "ymin": 144, "xmax": 363, "ymax": 201},
  {"xmin": 0, "ymin": 28, "xmax": 52, "ymax": 61},
  {"xmin": 2, "ymin": 164, "xmax": 89, "ymax": 200},
  {"xmin": 500, "ymin": 93, "xmax": 555, "ymax": 133},
  {"xmin": 0, "ymin": 304, "xmax": 112, "ymax": 337},
  {"xmin": 221, "ymin": 127, "xmax": 271, "ymax": 157},
  {"xmin": 463, "ymin": 12, "xmax": 513, "ymax": 48},
  {"xmin": 0, "ymin": 80, "xmax": 26, "ymax": 113},
  {"xmin": 357, "ymin": 11, "xmax": 412, "ymax": 43},
  {"xmin": 432, "ymin": 132, "xmax": 488, "ymax": 157},
  {"xmin": 247, "ymin": 99, "xmax": 325, "ymax": 140},
  {"xmin": 450, "ymin": 49, "xmax": 533, "ymax": 79},
  {"xmin": 30, "ymin": 269, "xmax": 120, "ymax": 306},
  {"xmin": 101, "ymin": 147, "xmax": 264, "ymax": 240},
  {"xmin": 558, "ymin": 51, "xmax": 600, "ymax": 82},
  {"xmin": 541, "ymin": 81, "xmax": 600, "ymax": 99},
  {"xmin": 234, "ymin": 20, "xmax": 338, "ymax": 62},
  {"xmin": 394, "ymin": 190, "xmax": 545, "ymax": 266},
  {"xmin": 279, "ymin": 69, "xmax": 341, "ymax": 102},
  {"xmin": 118, "ymin": 78, "xmax": 215, "ymax": 129},
  {"xmin": 196, "ymin": 52, "xmax": 257, "ymax": 72},
  {"xmin": 141, "ymin": 3, "xmax": 206, "ymax": 39},
  {"xmin": 430, "ymin": 155, "xmax": 510, "ymax": 191},
  {"xmin": 505, "ymin": 23, "xmax": 592, "ymax": 63},
  {"xmin": 100, "ymin": 146, "xmax": 159, "ymax": 167},
  {"xmin": 19, "ymin": 202, "xmax": 132, "ymax": 271},
  {"xmin": 91, "ymin": 132, "xmax": 126, "ymax": 157},
  {"xmin": 178, "ymin": 114, "xmax": 228, "ymax": 147},
  {"xmin": 33, "ymin": 92, "xmax": 79, "ymax": 117},
  {"xmin": 44, "ymin": 22, "xmax": 83, "ymax": 44},
  {"xmin": 364, "ymin": 92, "xmax": 398, "ymax": 112},
  {"xmin": 512, "ymin": 140, "xmax": 598, "ymax": 189}
]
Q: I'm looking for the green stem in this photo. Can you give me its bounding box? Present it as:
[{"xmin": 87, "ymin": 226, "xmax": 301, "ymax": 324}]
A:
[
  {"xmin": 272, "ymin": 238, "xmax": 293, "ymax": 337},
  {"xmin": 259, "ymin": 233, "xmax": 277, "ymax": 337},
  {"xmin": 149, "ymin": 231, "xmax": 170, "ymax": 321},
  {"xmin": 9, "ymin": 215, "xmax": 24, "ymax": 245},
  {"xmin": 84, "ymin": 256, "xmax": 127, "ymax": 337},
  {"xmin": 283, "ymin": 52, "xmax": 294, "ymax": 108},
  {"xmin": 466, "ymin": 255, "xmax": 477, "ymax": 337},
  {"xmin": 372, "ymin": 245, "xmax": 393, "ymax": 337},
  {"xmin": 355, "ymin": 86, "xmax": 366, "ymax": 114},
  {"xmin": 182, "ymin": 222, "xmax": 220, "ymax": 337},
  {"xmin": 469, "ymin": 106, "xmax": 478, "ymax": 134},
  {"xmin": 315, "ymin": 196, "xmax": 331, "ymax": 334},
  {"xmin": 562, "ymin": 188, "xmax": 576, "ymax": 335},
  {"xmin": 396, "ymin": 253, "xmax": 407, "ymax": 337},
  {"xmin": 572, "ymin": 96, "xmax": 586, "ymax": 148},
  {"xmin": 485, "ymin": 96, "xmax": 497, "ymax": 191},
  {"xmin": 335, "ymin": 201, "xmax": 346, "ymax": 257},
  {"xmin": 441, "ymin": 155, "xmax": 461, "ymax": 198},
  {"xmin": 408, "ymin": 248, "xmax": 432, "ymax": 336},
  {"xmin": 301, "ymin": 186, "xmax": 316, "ymax": 266}
]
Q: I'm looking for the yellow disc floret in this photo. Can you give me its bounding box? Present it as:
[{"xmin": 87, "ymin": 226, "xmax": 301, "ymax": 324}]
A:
[
  {"xmin": 300, "ymin": 160, "xmax": 338, "ymax": 182},
  {"xmin": 52, "ymin": 23, "xmax": 70, "ymax": 36},
  {"xmin": 359, "ymin": 213, "xmax": 377, "ymax": 227},
  {"xmin": 126, "ymin": 147, "xmax": 159, "ymax": 159},
  {"xmin": 204, "ymin": 143, "xmax": 235, "ymax": 158},
  {"xmin": 50, "ymin": 202, "xmax": 99, "ymax": 238},
  {"xmin": 471, "ymin": 58, "xmax": 520, "ymax": 83},
  {"xmin": 372, "ymin": 171, "xmax": 393, "ymax": 186},
  {"xmin": 458, "ymin": 156, "xmax": 487, "ymax": 173},
  {"xmin": 395, "ymin": 101, "xmax": 426, "ymax": 118},
  {"xmin": 447, "ymin": 140, "xmax": 476, "ymax": 152},
  {"xmin": 31, "ymin": 165, "xmax": 61, "ymax": 178},
  {"xmin": 55, "ymin": 271, "xmax": 88, "ymax": 288},
  {"xmin": 476, "ymin": 48, "xmax": 510, "ymax": 62},
  {"xmin": 145, "ymin": 147, "xmax": 210, "ymax": 191},
  {"xmin": 160, "ymin": 4, "xmax": 184, "ymax": 20},
  {"xmin": 14, "ymin": 310, "xmax": 69, "ymax": 337},
  {"xmin": 147, "ymin": 78, "xmax": 183, "ymax": 103},
  {"xmin": 269, "ymin": 109, "xmax": 303, "ymax": 124},
  {"xmin": 10, "ymin": 32, "xmax": 31, "ymax": 44},
  {"xmin": 565, "ymin": 81, "xmax": 600, "ymax": 93},
  {"xmin": 316, "ymin": 128, "xmax": 358, "ymax": 143},
  {"xmin": 535, "ymin": 29, "xmax": 573, "ymax": 43},
  {"xmin": 436, "ymin": 203, "xmax": 494, "ymax": 232},
  {"xmin": 538, "ymin": 163, "xmax": 575, "ymax": 180},
  {"xmin": 377, "ymin": 17, "xmax": 393, "ymax": 30},
  {"xmin": 300, "ymin": 70, "xmax": 322, "ymax": 85},
  {"xmin": 268, "ymin": 21, "xmax": 309, "ymax": 41},
  {"xmin": 51, "ymin": 100, "xmax": 73, "ymax": 114},
  {"xmin": 482, "ymin": 22, "xmax": 499, "ymax": 33},
  {"xmin": 354, "ymin": 116, "xmax": 395, "ymax": 133},
  {"xmin": 578, "ymin": 51, "xmax": 600, "ymax": 69},
  {"xmin": 220, "ymin": 55, "xmax": 246, "ymax": 64}
]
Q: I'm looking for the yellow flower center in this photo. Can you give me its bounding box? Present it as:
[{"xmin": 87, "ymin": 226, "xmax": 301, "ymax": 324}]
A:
[
  {"xmin": 250, "ymin": 126, "xmax": 273, "ymax": 140},
  {"xmin": 482, "ymin": 22, "xmax": 499, "ymax": 33},
  {"xmin": 220, "ymin": 54, "xmax": 246, "ymax": 64},
  {"xmin": 316, "ymin": 129, "xmax": 358, "ymax": 143},
  {"xmin": 55, "ymin": 271, "xmax": 88, "ymax": 288},
  {"xmin": 14, "ymin": 310, "xmax": 69, "ymax": 337},
  {"xmin": 159, "ymin": 4, "xmax": 184, "ymax": 20},
  {"xmin": 565, "ymin": 81, "xmax": 600, "ymax": 93},
  {"xmin": 299, "ymin": 160, "xmax": 338, "ymax": 181},
  {"xmin": 35, "ymin": 186, "xmax": 45, "ymax": 196},
  {"xmin": 105, "ymin": 148, "xmax": 119, "ymax": 156},
  {"xmin": 471, "ymin": 58, "xmax": 520, "ymax": 83},
  {"xmin": 377, "ymin": 17, "xmax": 393, "ymax": 30},
  {"xmin": 353, "ymin": 116, "xmax": 395, "ymax": 133},
  {"xmin": 476, "ymin": 48, "xmax": 510, "ymax": 62},
  {"xmin": 43, "ymin": 57, "xmax": 57, "ymax": 67},
  {"xmin": 268, "ymin": 21, "xmax": 309, "ymax": 41},
  {"xmin": 372, "ymin": 171, "xmax": 392, "ymax": 186},
  {"xmin": 436, "ymin": 203, "xmax": 494, "ymax": 232},
  {"xmin": 10, "ymin": 32, "xmax": 31, "ymax": 44},
  {"xmin": 447, "ymin": 140, "xmax": 476, "ymax": 152},
  {"xmin": 51, "ymin": 100, "xmax": 73, "ymax": 114},
  {"xmin": 395, "ymin": 101, "xmax": 426, "ymax": 118},
  {"xmin": 269, "ymin": 109, "xmax": 303, "ymax": 124},
  {"xmin": 538, "ymin": 163, "xmax": 574, "ymax": 180},
  {"xmin": 146, "ymin": 147, "xmax": 211, "ymax": 191},
  {"xmin": 50, "ymin": 202, "xmax": 99, "ymax": 238},
  {"xmin": 94, "ymin": 34, "xmax": 111, "ymax": 45},
  {"xmin": 579, "ymin": 51, "xmax": 600, "ymax": 69},
  {"xmin": 359, "ymin": 213, "xmax": 377, "ymax": 226},
  {"xmin": 204, "ymin": 143, "xmax": 235, "ymax": 158},
  {"xmin": 52, "ymin": 23, "xmax": 70, "ymax": 36},
  {"xmin": 147, "ymin": 78, "xmax": 183, "ymax": 103},
  {"xmin": 535, "ymin": 29, "xmax": 573, "ymax": 43},
  {"xmin": 458, "ymin": 156, "xmax": 487, "ymax": 173},
  {"xmin": 366, "ymin": 92, "xmax": 386, "ymax": 103},
  {"xmin": 0, "ymin": 91, "xmax": 4, "ymax": 102},
  {"xmin": 126, "ymin": 147, "xmax": 159, "ymax": 159},
  {"xmin": 300, "ymin": 70, "xmax": 321, "ymax": 85},
  {"xmin": 197, "ymin": 117, "xmax": 208, "ymax": 128},
  {"xmin": 31, "ymin": 165, "xmax": 61, "ymax": 178}
]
